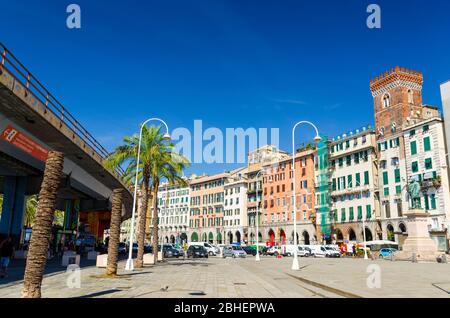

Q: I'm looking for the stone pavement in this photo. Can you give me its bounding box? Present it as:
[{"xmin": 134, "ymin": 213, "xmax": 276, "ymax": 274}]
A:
[{"xmin": 1, "ymin": 255, "xmax": 450, "ymax": 298}]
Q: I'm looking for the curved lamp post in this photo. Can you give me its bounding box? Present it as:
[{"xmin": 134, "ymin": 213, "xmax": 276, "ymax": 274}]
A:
[
  {"xmin": 291, "ymin": 121, "xmax": 321, "ymax": 271},
  {"xmin": 125, "ymin": 118, "xmax": 170, "ymax": 271},
  {"xmin": 347, "ymin": 180, "xmax": 368, "ymax": 260}
]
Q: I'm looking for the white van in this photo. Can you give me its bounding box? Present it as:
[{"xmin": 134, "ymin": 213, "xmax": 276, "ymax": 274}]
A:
[
  {"xmin": 189, "ymin": 242, "xmax": 217, "ymax": 256},
  {"xmin": 309, "ymin": 245, "xmax": 327, "ymax": 258}
]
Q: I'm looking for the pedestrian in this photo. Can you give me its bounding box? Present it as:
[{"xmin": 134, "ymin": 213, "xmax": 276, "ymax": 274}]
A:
[
  {"xmin": 352, "ymin": 244, "xmax": 356, "ymax": 257},
  {"xmin": 0, "ymin": 237, "xmax": 15, "ymax": 278}
]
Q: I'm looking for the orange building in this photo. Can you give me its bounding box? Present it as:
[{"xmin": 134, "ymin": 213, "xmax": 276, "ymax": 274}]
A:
[{"xmin": 261, "ymin": 148, "xmax": 317, "ymax": 246}]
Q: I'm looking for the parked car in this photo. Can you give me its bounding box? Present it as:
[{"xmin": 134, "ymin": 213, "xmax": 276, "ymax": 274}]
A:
[
  {"xmin": 243, "ymin": 246, "xmax": 257, "ymax": 256},
  {"xmin": 189, "ymin": 242, "xmax": 217, "ymax": 256},
  {"xmin": 163, "ymin": 246, "xmax": 181, "ymax": 258},
  {"xmin": 118, "ymin": 242, "xmax": 127, "ymax": 255},
  {"xmin": 187, "ymin": 245, "xmax": 209, "ymax": 258},
  {"xmin": 298, "ymin": 245, "xmax": 312, "ymax": 257},
  {"xmin": 222, "ymin": 245, "xmax": 247, "ymax": 258},
  {"xmin": 267, "ymin": 246, "xmax": 282, "ymax": 256},
  {"xmin": 126, "ymin": 243, "xmax": 139, "ymax": 253},
  {"xmin": 324, "ymin": 246, "xmax": 341, "ymax": 258},
  {"xmin": 379, "ymin": 248, "xmax": 398, "ymax": 258}
]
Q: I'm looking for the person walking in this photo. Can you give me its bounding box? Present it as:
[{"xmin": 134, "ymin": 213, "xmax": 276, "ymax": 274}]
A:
[{"xmin": 0, "ymin": 237, "xmax": 15, "ymax": 278}]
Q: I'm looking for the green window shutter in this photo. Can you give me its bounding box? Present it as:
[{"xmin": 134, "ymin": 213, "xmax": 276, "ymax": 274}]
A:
[
  {"xmin": 366, "ymin": 205, "xmax": 372, "ymax": 219},
  {"xmin": 389, "ymin": 139, "xmax": 393, "ymax": 148},
  {"xmin": 357, "ymin": 206, "xmax": 363, "ymax": 220},
  {"xmin": 384, "ymin": 187, "xmax": 389, "ymax": 196},
  {"xmin": 425, "ymin": 158, "xmax": 433, "ymax": 170},
  {"xmin": 349, "ymin": 207, "xmax": 354, "ymax": 220},
  {"xmin": 424, "ymin": 194, "xmax": 429, "ymax": 210},
  {"xmin": 341, "ymin": 208, "xmax": 346, "ymax": 222},
  {"xmin": 384, "ymin": 141, "xmax": 388, "ymax": 149},
  {"xmin": 431, "ymin": 194, "xmax": 436, "ymax": 209},
  {"xmin": 332, "ymin": 178, "xmax": 336, "ymax": 191},
  {"xmin": 394, "ymin": 169, "xmax": 401, "ymax": 183},
  {"xmin": 395, "ymin": 185, "xmax": 401, "ymax": 195},
  {"xmin": 346, "ymin": 140, "xmax": 350, "ymax": 149},
  {"xmin": 383, "ymin": 171, "xmax": 389, "ymax": 185},
  {"xmin": 342, "ymin": 177, "xmax": 346, "ymax": 189},
  {"xmin": 424, "ymin": 137, "xmax": 431, "ymax": 151},
  {"xmin": 364, "ymin": 171, "xmax": 369, "ymax": 185},
  {"xmin": 348, "ymin": 175, "xmax": 353, "ymax": 188},
  {"xmin": 412, "ymin": 161, "xmax": 418, "ymax": 173},
  {"xmin": 378, "ymin": 143, "xmax": 381, "ymax": 151},
  {"xmin": 355, "ymin": 173, "xmax": 361, "ymax": 186},
  {"xmin": 410, "ymin": 141, "xmax": 417, "ymax": 155}
]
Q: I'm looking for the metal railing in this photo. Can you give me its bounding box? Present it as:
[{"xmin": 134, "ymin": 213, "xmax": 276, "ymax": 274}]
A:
[{"xmin": 0, "ymin": 42, "xmax": 124, "ymax": 177}]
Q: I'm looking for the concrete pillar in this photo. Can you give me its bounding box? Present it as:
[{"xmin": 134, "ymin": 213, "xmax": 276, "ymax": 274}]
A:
[{"xmin": 0, "ymin": 176, "xmax": 27, "ymax": 246}]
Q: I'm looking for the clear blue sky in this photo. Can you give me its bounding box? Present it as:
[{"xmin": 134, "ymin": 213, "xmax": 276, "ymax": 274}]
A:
[{"xmin": 2, "ymin": 0, "xmax": 450, "ymax": 175}]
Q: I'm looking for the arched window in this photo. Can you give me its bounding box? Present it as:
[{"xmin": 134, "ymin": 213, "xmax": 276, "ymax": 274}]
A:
[
  {"xmin": 408, "ymin": 89, "xmax": 414, "ymax": 104},
  {"xmin": 383, "ymin": 94, "xmax": 391, "ymax": 108}
]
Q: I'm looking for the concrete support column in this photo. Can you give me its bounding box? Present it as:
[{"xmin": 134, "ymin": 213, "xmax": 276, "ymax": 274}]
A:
[{"xmin": 0, "ymin": 176, "xmax": 27, "ymax": 246}]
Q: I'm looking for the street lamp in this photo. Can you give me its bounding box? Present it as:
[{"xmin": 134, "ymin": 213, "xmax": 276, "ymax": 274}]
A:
[
  {"xmin": 348, "ymin": 180, "xmax": 369, "ymax": 260},
  {"xmin": 125, "ymin": 118, "xmax": 170, "ymax": 271},
  {"xmin": 291, "ymin": 121, "xmax": 321, "ymax": 271},
  {"xmin": 255, "ymin": 170, "xmax": 265, "ymax": 262}
]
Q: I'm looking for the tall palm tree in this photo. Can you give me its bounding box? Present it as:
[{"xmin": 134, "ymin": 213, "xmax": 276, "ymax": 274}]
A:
[
  {"xmin": 22, "ymin": 151, "xmax": 64, "ymax": 298},
  {"xmin": 105, "ymin": 125, "xmax": 189, "ymax": 267},
  {"xmin": 106, "ymin": 188, "xmax": 124, "ymax": 276}
]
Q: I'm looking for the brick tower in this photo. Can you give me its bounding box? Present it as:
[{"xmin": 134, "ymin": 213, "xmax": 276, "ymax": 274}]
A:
[{"xmin": 370, "ymin": 66, "xmax": 424, "ymax": 138}]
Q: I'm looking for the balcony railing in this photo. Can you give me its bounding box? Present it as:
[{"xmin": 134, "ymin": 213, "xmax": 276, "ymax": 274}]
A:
[{"xmin": 0, "ymin": 42, "xmax": 124, "ymax": 177}]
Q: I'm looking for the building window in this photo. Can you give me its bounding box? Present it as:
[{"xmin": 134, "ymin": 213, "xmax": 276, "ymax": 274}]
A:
[
  {"xmin": 357, "ymin": 206, "xmax": 363, "ymax": 220},
  {"xmin": 423, "ymin": 137, "xmax": 431, "ymax": 151},
  {"xmin": 408, "ymin": 89, "xmax": 414, "ymax": 104},
  {"xmin": 349, "ymin": 207, "xmax": 354, "ymax": 220},
  {"xmin": 423, "ymin": 125, "xmax": 429, "ymax": 133},
  {"xmin": 394, "ymin": 169, "xmax": 401, "ymax": 183},
  {"xmin": 383, "ymin": 171, "xmax": 389, "ymax": 185},
  {"xmin": 410, "ymin": 129, "xmax": 415, "ymax": 137},
  {"xmin": 425, "ymin": 158, "xmax": 433, "ymax": 170},
  {"xmin": 412, "ymin": 161, "xmax": 419, "ymax": 173},
  {"xmin": 364, "ymin": 171, "xmax": 370, "ymax": 185},
  {"xmin": 341, "ymin": 208, "xmax": 346, "ymax": 222},
  {"xmin": 383, "ymin": 94, "xmax": 391, "ymax": 108},
  {"xmin": 355, "ymin": 173, "xmax": 361, "ymax": 186},
  {"xmin": 366, "ymin": 205, "xmax": 372, "ymax": 219},
  {"xmin": 395, "ymin": 185, "xmax": 402, "ymax": 195},
  {"xmin": 384, "ymin": 187, "xmax": 389, "ymax": 196},
  {"xmin": 385, "ymin": 202, "xmax": 391, "ymax": 218},
  {"xmin": 410, "ymin": 141, "xmax": 417, "ymax": 156},
  {"xmin": 430, "ymin": 194, "xmax": 437, "ymax": 210}
]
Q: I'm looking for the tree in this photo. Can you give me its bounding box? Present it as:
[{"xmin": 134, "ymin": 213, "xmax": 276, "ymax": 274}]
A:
[
  {"xmin": 22, "ymin": 151, "xmax": 64, "ymax": 298},
  {"xmin": 105, "ymin": 125, "xmax": 189, "ymax": 267},
  {"xmin": 106, "ymin": 188, "xmax": 124, "ymax": 276}
]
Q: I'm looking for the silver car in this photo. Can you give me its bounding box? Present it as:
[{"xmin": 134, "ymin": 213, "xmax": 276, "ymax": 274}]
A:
[{"xmin": 222, "ymin": 245, "xmax": 247, "ymax": 258}]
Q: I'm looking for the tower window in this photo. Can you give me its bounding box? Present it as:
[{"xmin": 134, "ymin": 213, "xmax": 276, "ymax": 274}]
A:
[
  {"xmin": 383, "ymin": 94, "xmax": 391, "ymax": 108},
  {"xmin": 408, "ymin": 89, "xmax": 414, "ymax": 104}
]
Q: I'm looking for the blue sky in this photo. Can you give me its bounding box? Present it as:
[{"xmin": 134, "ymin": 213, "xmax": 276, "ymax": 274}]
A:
[{"xmin": 2, "ymin": 0, "xmax": 450, "ymax": 175}]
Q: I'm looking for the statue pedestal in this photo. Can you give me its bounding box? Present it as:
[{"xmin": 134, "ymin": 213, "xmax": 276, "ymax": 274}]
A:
[{"xmin": 395, "ymin": 209, "xmax": 440, "ymax": 262}]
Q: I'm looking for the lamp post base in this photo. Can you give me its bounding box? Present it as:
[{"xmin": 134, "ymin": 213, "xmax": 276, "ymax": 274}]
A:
[
  {"xmin": 255, "ymin": 253, "xmax": 261, "ymax": 262},
  {"xmin": 291, "ymin": 256, "xmax": 300, "ymax": 270},
  {"xmin": 125, "ymin": 258, "xmax": 134, "ymax": 271}
]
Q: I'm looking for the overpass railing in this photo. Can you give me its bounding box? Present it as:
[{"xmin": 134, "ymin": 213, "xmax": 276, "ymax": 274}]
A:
[{"xmin": 0, "ymin": 42, "xmax": 125, "ymax": 177}]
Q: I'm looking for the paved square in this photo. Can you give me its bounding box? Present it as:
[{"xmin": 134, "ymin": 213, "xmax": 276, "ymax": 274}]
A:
[{"xmin": 1, "ymin": 256, "xmax": 450, "ymax": 298}]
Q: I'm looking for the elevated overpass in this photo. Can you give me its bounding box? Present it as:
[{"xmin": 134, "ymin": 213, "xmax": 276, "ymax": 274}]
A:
[{"xmin": 0, "ymin": 43, "xmax": 132, "ymax": 245}]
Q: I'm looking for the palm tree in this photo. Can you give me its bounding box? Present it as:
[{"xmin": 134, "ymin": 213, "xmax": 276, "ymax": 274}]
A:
[
  {"xmin": 106, "ymin": 188, "xmax": 124, "ymax": 276},
  {"xmin": 22, "ymin": 151, "xmax": 64, "ymax": 298},
  {"xmin": 105, "ymin": 125, "xmax": 189, "ymax": 267},
  {"xmin": 25, "ymin": 195, "xmax": 39, "ymax": 227}
]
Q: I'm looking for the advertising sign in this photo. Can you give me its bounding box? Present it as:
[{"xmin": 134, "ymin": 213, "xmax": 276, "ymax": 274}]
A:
[{"xmin": 1, "ymin": 124, "xmax": 48, "ymax": 161}]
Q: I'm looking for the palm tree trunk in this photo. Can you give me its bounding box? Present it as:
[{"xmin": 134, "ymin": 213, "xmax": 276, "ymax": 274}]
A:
[
  {"xmin": 151, "ymin": 181, "xmax": 160, "ymax": 264},
  {"xmin": 135, "ymin": 174, "xmax": 149, "ymax": 268},
  {"xmin": 21, "ymin": 151, "xmax": 64, "ymax": 298},
  {"xmin": 106, "ymin": 188, "xmax": 123, "ymax": 276}
]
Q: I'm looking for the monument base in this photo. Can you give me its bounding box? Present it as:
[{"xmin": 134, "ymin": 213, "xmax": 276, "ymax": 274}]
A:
[{"xmin": 394, "ymin": 209, "xmax": 440, "ymax": 262}]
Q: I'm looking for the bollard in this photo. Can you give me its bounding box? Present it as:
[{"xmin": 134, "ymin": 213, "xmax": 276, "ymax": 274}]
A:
[{"xmin": 412, "ymin": 253, "xmax": 418, "ymax": 263}]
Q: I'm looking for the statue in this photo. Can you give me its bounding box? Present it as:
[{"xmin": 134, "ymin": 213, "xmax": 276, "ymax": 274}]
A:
[{"xmin": 408, "ymin": 179, "xmax": 422, "ymax": 209}]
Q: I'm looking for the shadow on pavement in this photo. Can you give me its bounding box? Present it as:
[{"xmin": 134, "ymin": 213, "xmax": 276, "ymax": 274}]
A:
[{"xmin": 77, "ymin": 288, "xmax": 123, "ymax": 298}]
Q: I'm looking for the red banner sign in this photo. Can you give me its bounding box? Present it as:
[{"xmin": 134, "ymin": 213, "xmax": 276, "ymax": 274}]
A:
[{"xmin": 1, "ymin": 125, "xmax": 48, "ymax": 161}]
